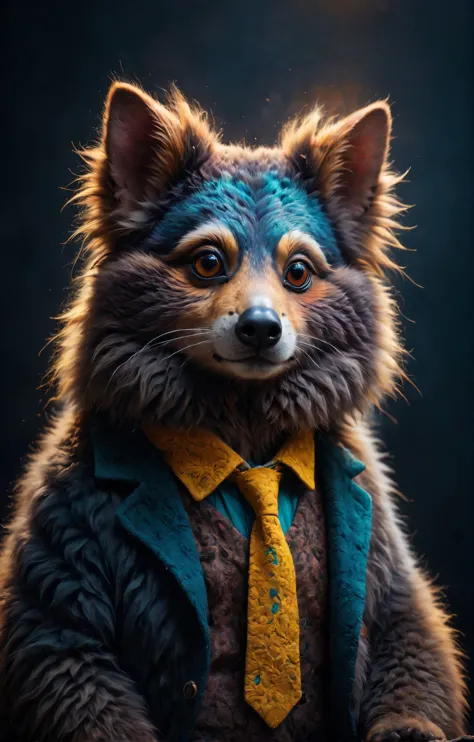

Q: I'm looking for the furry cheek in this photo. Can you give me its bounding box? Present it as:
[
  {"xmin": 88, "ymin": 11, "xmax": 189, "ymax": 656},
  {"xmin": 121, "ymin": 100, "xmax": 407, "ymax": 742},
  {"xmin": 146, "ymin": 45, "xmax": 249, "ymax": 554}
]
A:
[
  {"xmin": 297, "ymin": 276, "xmax": 335, "ymax": 306},
  {"xmin": 280, "ymin": 277, "xmax": 336, "ymax": 343}
]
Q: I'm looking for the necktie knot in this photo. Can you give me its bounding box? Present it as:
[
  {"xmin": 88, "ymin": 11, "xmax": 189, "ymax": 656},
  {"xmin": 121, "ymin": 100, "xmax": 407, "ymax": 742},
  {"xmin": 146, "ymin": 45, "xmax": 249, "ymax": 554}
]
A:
[{"xmin": 234, "ymin": 467, "xmax": 281, "ymax": 518}]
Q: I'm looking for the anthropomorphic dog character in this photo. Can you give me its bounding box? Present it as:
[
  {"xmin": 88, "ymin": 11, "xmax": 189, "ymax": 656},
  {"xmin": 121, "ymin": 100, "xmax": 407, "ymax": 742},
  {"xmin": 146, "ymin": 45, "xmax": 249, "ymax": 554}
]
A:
[{"xmin": 0, "ymin": 82, "xmax": 467, "ymax": 742}]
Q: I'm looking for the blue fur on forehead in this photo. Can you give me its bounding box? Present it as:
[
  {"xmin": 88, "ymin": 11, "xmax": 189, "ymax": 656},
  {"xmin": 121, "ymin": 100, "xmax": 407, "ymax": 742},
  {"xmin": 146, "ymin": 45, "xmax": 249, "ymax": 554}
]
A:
[{"xmin": 150, "ymin": 172, "xmax": 342, "ymax": 265}]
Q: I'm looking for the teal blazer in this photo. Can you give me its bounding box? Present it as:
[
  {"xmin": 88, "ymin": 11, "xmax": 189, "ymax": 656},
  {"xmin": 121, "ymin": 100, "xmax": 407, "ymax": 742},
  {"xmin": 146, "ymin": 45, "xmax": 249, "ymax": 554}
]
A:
[{"xmin": 92, "ymin": 419, "xmax": 372, "ymax": 741}]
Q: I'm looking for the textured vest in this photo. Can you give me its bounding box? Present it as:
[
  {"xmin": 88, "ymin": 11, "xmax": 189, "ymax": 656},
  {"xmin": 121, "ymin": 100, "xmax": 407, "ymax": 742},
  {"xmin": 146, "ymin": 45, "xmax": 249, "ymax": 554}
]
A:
[{"xmin": 182, "ymin": 484, "xmax": 329, "ymax": 742}]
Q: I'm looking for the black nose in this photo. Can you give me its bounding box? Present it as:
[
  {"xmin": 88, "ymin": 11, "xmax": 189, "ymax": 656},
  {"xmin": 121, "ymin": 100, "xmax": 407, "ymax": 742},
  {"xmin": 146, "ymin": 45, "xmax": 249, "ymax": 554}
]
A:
[{"xmin": 235, "ymin": 307, "xmax": 282, "ymax": 350}]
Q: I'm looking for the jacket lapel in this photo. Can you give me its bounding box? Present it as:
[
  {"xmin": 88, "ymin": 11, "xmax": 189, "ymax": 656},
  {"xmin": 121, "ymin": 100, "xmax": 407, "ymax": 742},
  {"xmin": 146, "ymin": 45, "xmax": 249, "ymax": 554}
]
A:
[
  {"xmin": 90, "ymin": 416, "xmax": 211, "ymax": 740},
  {"xmin": 316, "ymin": 433, "xmax": 373, "ymax": 741},
  {"xmin": 91, "ymin": 417, "xmax": 208, "ymax": 635}
]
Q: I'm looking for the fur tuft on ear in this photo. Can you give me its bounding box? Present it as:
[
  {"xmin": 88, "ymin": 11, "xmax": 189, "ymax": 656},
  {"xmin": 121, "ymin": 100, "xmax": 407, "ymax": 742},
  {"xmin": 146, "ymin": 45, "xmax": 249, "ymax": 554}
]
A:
[
  {"xmin": 104, "ymin": 83, "xmax": 215, "ymax": 212},
  {"xmin": 69, "ymin": 82, "xmax": 217, "ymax": 259},
  {"xmin": 282, "ymin": 101, "xmax": 407, "ymax": 274}
]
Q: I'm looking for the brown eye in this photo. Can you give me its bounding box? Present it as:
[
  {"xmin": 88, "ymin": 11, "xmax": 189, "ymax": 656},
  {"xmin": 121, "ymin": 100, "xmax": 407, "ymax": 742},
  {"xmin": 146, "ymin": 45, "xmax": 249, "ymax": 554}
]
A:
[
  {"xmin": 192, "ymin": 251, "xmax": 225, "ymax": 279},
  {"xmin": 284, "ymin": 261, "xmax": 312, "ymax": 292}
]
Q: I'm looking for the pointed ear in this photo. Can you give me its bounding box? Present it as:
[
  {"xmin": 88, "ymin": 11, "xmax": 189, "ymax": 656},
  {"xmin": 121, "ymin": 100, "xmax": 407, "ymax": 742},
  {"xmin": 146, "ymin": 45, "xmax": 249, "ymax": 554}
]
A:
[
  {"xmin": 103, "ymin": 82, "xmax": 215, "ymax": 214},
  {"xmin": 282, "ymin": 102, "xmax": 401, "ymax": 270},
  {"xmin": 283, "ymin": 101, "xmax": 393, "ymax": 242},
  {"xmin": 320, "ymin": 103, "xmax": 391, "ymax": 218}
]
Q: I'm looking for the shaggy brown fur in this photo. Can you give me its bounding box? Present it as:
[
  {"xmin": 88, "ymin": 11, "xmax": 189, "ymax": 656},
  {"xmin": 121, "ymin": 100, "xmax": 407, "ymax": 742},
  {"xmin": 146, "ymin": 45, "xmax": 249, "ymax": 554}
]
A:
[
  {"xmin": 0, "ymin": 81, "xmax": 467, "ymax": 742},
  {"xmin": 346, "ymin": 420, "xmax": 467, "ymax": 739}
]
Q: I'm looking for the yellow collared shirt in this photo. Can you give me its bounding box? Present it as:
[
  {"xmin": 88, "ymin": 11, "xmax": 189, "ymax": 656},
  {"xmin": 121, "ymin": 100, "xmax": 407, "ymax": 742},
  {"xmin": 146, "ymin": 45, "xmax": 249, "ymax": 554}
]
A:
[{"xmin": 142, "ymin": 427, "xmax": 315, "ymax": 538}]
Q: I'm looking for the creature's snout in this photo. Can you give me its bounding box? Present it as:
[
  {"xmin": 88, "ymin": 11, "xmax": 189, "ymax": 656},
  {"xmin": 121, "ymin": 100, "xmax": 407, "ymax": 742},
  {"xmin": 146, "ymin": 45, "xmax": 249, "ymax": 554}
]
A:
[{"xmin": 235, "ymin": 307, "xmax": 282, "ymax": 350}]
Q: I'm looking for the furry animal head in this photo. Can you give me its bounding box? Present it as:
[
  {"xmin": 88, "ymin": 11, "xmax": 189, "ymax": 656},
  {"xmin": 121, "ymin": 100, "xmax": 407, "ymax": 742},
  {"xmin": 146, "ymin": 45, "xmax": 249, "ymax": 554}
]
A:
[{"xmin": 55, "ymin": 81, "xmax": 406, "ymax": 450}]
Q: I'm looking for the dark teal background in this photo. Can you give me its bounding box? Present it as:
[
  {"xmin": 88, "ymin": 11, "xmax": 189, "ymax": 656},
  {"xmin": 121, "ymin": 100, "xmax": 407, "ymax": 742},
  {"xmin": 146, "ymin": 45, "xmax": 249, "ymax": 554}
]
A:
[{"xmin": 3, "ymin": 0, "xmax": 473, "ymax": 719}]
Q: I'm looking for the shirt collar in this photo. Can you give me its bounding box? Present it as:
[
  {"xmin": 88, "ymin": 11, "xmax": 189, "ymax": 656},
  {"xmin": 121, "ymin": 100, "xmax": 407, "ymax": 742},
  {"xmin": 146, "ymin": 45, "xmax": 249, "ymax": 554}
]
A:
[{"xmin": 142, "ymin": 425, "xmax": 315, "ymax": 500}]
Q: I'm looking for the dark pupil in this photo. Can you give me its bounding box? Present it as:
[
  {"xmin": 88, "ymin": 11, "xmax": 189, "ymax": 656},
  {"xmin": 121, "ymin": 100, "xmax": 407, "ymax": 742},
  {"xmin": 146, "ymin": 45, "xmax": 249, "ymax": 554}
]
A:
[
  {"xmin": 202, "ymin": 254, "xmax": 218, "ymax": 272},
  {"xmin": 290, "ymin": 262, "xmax": 306, "ymax": 280}
]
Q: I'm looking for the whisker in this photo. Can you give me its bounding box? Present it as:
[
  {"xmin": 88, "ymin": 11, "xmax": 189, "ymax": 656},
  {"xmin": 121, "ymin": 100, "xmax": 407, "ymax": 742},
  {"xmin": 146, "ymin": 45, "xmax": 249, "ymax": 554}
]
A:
[
  {"xmin": 296, "ymin": 339, "xmax": 334, "ymax": 358},
  {"xmin": 108, "ymin": 330, "xmax": 211, "ymax": 383},
  {"xmin": 297, "ymin": 333, "xmax": 345, "ymax": 357},
  {"xmin": 148, "ymin": 330, "xmax": 211, "ymax": 349},
  {"xmin": 297, "ymin": 339, "xmax": 326, "ymax": 351},
  {"xmin": 139, "ymin": 327, "xmax": 211, "ymax": 352},
  {"xmin": 296, "ymin": 348, "xmax": 317, "ymax": 370},
  {"xmin": 133, "ymin": 326, "xmax": 212, "ymax": 353},
  {"xmin": 296, "ymin": 346, "xmax": 323, "ymax": 372},
  {"xmin": 148, "ymin": 326, "xmax": 212, "ymax": 341},
  {"xmin": 157, "ymin": 339, "xmax": 213, "ymax": 365}
]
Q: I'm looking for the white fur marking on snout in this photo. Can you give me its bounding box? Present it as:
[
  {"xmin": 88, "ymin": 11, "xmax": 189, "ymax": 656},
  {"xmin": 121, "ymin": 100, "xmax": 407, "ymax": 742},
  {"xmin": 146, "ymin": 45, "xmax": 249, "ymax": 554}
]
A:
[
  {"xmin": 247, "ymin": 293, "xmax": 274, "ymax": 309},
  {"xmin": 211, "ymin": 312, "xmax": 297, "ymax": 378}
]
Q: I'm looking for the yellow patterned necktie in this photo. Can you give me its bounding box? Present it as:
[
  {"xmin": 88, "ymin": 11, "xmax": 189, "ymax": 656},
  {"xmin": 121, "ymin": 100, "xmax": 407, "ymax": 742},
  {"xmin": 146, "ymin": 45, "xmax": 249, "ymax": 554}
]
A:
[
  {"xmin": 233, "ymin": 466, "xmax": 302, "ymax": 727},
  {"xmin": 142, "ymin": 425, "xmax": 315, "ymax": 728}
]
